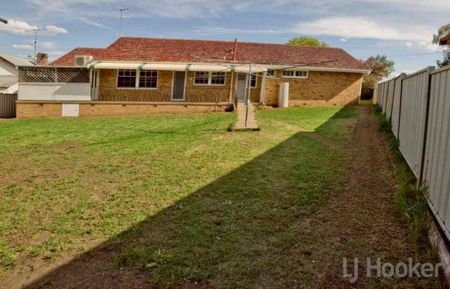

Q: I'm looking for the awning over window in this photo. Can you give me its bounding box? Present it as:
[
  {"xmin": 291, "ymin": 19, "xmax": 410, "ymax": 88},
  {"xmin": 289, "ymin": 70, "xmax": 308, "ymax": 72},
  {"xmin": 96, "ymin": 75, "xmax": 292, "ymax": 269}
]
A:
[
  {"xmin": 87, "ymin": 62, "xmax": 141, "ymax": 70},
  {"xmin": 88, "ymin": 62, "xmax": 268, "ymax": 73},
  {"xmin": 141, "ymin": 63, "xmax": 189, "ymax": 71},
  {"xmin": 232, "ymin": 65, "xmax": 268, "ymax": 73}
]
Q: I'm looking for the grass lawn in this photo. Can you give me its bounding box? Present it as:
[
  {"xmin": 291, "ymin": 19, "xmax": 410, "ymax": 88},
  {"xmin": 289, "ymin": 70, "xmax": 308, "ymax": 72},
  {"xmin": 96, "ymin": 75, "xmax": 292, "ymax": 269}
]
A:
[{"xmin": 0, "ymin": 106, "xmax": 403, "ymax": 288}]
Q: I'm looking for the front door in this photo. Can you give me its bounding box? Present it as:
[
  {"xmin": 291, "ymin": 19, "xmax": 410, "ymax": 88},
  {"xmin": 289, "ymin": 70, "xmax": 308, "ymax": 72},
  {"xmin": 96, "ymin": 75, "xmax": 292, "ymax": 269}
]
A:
[
  {"xmin": 236, "ymin": 73, "xmax": 247, "ymax": 102},
  {"xmin": 172, "ymin": 71, "xmax": 186, "ymax": 101}
]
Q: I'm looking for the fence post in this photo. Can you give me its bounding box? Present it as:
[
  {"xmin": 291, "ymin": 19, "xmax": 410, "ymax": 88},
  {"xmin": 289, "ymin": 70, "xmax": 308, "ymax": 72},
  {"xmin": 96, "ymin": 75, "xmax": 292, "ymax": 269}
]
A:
[
  {"xmin": 396, "ymin": 73, "xmax": 406, "ymax": 141},
  {"xmin": 418, "ymin": 66, "xmax": 435, "ymax": 187}
]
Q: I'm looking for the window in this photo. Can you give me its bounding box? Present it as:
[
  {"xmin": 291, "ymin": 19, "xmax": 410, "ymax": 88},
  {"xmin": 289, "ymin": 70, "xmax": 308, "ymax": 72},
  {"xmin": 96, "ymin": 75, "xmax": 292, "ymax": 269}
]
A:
[
  {"xmin": 267, "ymin": 69, "xmax": 275, "ymax": 77},
  {"xmin": 295, "ymin": 71, "xmax": 308, "ymax": 78},
  {"xmin": 211, "ymin": 72, "xmax": 225, "ymax": 85},
  {"xmin": 117, "ymin": 69, "xmax": 136, "ymax": 88},
  {"xmin": 139, "ymin": 70, "xmax": 158, "ymax": 88},
  {"xmin": 250, "ymin": 74, "xmax": 257, "ymax": 88},
  {"xmin": 194, "ymin": 71, "xmax": 226, "ymax": 85},
  {"xmin": 282, "ymin": 70, "xmax": 308, "ymax": 78},
  {"xmin": 194, "ymin": 72, "xmax": 209, "ymax": 84}
]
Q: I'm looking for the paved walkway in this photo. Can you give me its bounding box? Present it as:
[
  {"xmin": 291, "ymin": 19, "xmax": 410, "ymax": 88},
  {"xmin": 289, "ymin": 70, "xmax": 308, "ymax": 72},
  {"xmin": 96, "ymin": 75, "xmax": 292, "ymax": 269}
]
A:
[{"xmin": 235, "ymin": 102, "xmax": 258, "ymax": 130}]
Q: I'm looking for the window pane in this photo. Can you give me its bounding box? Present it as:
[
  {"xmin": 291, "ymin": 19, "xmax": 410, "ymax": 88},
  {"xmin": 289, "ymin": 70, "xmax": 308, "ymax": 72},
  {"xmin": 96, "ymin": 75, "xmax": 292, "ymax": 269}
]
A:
[
  {"xmin": 195, "ymin": 72, "xmax": 209, "ymax": 84},
  {"xmin": 211, "ymin": 72, "xmax": 225, "ymax": 85},
  {"xmin": 296, "ymin": 71, "xmax": 308, "ymax": 78},
  {"xmin": 139, "ymin": 70, "xmax": 157, "ymax": 88},
  {"xmin": 117, "ymin": 69, "xmax": 136, "ymax": 88},
  {"xmin": 250, "ymin": 74, "xmax": 257, "ymax": 88},
  {"xmin": 267, "ymin": 69, "xmax": 275, "ymax": 77}
]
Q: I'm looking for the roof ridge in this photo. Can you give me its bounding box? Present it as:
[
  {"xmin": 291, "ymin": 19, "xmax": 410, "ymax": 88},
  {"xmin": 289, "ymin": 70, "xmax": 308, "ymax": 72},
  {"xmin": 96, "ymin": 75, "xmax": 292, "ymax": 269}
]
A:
[{"xmin": 108, "ymin": 37, "xmax": 343, "ymax": 51}]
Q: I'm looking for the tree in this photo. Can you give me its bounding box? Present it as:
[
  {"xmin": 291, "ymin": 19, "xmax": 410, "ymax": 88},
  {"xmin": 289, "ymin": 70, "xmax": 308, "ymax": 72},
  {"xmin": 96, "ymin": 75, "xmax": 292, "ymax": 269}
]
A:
[
  {"xmin": 432, "ymin": 23, "xmax": 450, "ymax": 67},
  {"xmin": 288, "ymin": 37, "xmax": 329, "ymax": 47},
  {"xmin": 361, "ymin": 55, "xmax": 395, "ymax": 100}
]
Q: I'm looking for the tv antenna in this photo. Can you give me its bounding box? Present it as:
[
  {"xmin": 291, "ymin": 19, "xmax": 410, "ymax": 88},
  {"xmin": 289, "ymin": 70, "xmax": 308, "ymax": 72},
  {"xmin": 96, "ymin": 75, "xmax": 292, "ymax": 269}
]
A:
[{"xmin": 118, "ymin": 8, "xmax": 129, "ymax": 37}]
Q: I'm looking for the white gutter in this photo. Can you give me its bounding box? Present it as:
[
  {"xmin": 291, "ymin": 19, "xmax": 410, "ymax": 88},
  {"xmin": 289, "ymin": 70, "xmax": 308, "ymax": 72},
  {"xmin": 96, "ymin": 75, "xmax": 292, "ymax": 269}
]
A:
[{"xmin": 270, "ymin": 65, "xmax": 370, "ymax": 74}]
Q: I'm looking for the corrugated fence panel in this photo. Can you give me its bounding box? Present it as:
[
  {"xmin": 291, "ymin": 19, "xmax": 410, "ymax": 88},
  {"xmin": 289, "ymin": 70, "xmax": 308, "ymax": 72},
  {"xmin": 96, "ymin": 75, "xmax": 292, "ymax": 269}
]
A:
[
  {"xmin": 377, "ymin": 80, "xmax": 388, "ymax": 111},
  {"xmin": 386, "ymin": 78, "xmax": 397, "ymax": 119},
  {"xmin": 0, "ymin": 94, "xmax": 17, "ymax": 118},
  {"xmin": 398, "ymin": 67, "xmax": 433, "ymax": 178},
  {"xmin": 381, "ymin": 82, "xmax": 389, "ymax": 114},
  {"xmin": 391, "ymin": 75, "xmax": 404, "ymax": 138},
  {"xmin": 423, "ymin": 67, "xmax": 450, "ymax": 240}
]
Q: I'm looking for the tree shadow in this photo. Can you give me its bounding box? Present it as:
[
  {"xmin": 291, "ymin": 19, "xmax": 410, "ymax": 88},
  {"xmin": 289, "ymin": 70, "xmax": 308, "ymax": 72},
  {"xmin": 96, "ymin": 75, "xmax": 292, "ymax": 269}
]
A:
[{"xmin": 21, "ymin": 107, "xmax": 355, "ymax": 289}]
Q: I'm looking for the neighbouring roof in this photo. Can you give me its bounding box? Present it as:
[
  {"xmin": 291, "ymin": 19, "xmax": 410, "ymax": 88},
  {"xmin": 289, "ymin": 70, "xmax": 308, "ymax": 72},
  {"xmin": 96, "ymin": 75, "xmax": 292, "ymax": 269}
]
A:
[
  {"xmin": 0, "ymin": 53, "xmax": 34, "ymax": 67},
  {"xmin": 51, "ymin": 37, "xmax": 367, "ymax": 71},
  {"xmin": 0, "ymin": 75, "xmax": 17, "ymax": 88}
]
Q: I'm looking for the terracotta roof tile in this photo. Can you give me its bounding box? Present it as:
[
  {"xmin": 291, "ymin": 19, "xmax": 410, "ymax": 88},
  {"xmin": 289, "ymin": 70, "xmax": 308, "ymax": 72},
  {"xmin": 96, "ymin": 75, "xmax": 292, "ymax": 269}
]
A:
[
  {"xmin": 50, "ymin": 48, "xmax": 106, "ymax": 66},
  {"xmin": 51, "ymin": 37, "xmax": 366, "ymax": 70}
]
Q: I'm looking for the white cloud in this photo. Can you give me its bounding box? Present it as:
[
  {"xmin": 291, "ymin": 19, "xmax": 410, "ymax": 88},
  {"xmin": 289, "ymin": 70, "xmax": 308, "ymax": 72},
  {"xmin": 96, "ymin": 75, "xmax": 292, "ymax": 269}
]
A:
[
  {"xmin": 416, "ymin": 41, "xmax": 441, "ymax": 52},
  {"xmin": 40, "ymin": 41, "xmax": 56, "ymax": 49},
  {"xmin": 292, "ymin": 16, "xmax": 434, "ymax": 42},
  {"xmin": 356, "ymin": 0, "xmax": 450, "ymax": 13},
  {"xmin": 0, "ymin": 19, "xmax": 37, "ymax": 35},
  {"xmin": 340, "ymin": 38, "xmax": 348, "ymax": 42},
  {"xmin": 45, "ymin": 25, "xmax": 68, "ymax": 34},
  {"xmin": 78, "ymin": 17, "xmax": 113, "ymax": 30},
  {"xmin": 12, "ymin": 44, "xmax": 34, "ymax": 51},
  {"xmin": 193, "ymin": 26, "xmax": 286, "ymax": 35}
]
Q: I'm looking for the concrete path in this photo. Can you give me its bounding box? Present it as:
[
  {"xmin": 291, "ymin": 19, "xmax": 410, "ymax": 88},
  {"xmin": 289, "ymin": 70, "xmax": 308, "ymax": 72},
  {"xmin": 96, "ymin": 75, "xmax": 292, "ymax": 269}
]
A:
[{"xmin": 235, "ymin": 102, "xmax": 258, "ymax": 130}]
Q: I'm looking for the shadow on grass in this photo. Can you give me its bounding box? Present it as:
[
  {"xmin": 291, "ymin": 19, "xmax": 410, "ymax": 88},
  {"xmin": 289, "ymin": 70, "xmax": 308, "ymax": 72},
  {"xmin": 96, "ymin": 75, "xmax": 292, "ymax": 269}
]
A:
[{"xmin": 23, "ymin": 107, "xmax": 355, "ymax": 289}]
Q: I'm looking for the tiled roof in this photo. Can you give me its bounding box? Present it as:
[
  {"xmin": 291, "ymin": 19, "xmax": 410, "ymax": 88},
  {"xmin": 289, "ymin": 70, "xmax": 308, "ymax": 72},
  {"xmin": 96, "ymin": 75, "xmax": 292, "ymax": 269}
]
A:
[
  {"xmin": 50, "ymin": 48, "xmax": 106, "ymax": 67},
  {"xmin": 51, "ymin": 37, "xmax": 366, "ymax": 70}
]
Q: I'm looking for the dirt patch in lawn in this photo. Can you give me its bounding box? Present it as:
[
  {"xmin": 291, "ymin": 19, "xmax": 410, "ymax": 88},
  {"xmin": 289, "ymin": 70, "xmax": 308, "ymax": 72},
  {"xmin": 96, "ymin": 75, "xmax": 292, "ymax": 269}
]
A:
[{"xmin": 300, "ymin": 106, "xmax": 432, "ymax": 288}]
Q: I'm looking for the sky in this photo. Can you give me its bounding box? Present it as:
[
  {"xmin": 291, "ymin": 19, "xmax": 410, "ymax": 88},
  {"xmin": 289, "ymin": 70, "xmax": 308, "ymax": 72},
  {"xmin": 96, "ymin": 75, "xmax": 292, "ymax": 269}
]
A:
[{"xmin": 0, "ymin": 0, "xmax": 449, "ymax": 74}]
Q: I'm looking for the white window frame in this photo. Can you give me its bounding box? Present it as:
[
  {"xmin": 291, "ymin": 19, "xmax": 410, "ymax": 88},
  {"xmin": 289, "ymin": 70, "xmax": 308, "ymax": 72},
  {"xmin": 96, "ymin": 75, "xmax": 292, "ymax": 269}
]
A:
[
  {"xmin": 193, "ymin": 71, "xmax": 226, "ymax": 86},
  {"xmin": 281, "ymin": 70, "xmax": 309, "ymax": 79},
  {"xmin": 116, "ymin": 69, "xmax": 159, "ymax": 90},
  {"xmin": 138, "ymin": 70, "xmax": 158, "ymax": 90},
  {"xmin": 193, "ymin": 71, "xmax": 210, "ymax": 85},
  {"xmin": 116, "ymin": 69, "xmax": 137, "ymax": 89}
]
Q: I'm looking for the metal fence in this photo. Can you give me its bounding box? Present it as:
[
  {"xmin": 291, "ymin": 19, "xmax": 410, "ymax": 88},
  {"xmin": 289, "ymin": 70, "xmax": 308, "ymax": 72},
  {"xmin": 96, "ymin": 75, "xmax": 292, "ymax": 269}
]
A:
[
  {"xmin": 398, "ymin": 67, "xmax": 433, "ymax": 179},
  {"xmin": 391, "ymin": 74, "xmax": 405, "ymax": 138},
  {"xmin": 0, "ymin": 93, "xmax": 17, "ymax": 118},
  {"xmin": 422, "ymin": 66, "xmax": 450, "ymax": 241},
  {"xmin": 375, "ymin": 65, "xmax": 450, "ymax": 241}
]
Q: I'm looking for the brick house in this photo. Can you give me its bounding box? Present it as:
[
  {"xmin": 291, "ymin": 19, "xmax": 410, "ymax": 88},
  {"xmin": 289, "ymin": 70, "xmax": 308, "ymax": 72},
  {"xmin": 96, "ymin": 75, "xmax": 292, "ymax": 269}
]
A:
[{"xmin": 16, "ymin": 37, "xmax": 369, "ymax": 118}]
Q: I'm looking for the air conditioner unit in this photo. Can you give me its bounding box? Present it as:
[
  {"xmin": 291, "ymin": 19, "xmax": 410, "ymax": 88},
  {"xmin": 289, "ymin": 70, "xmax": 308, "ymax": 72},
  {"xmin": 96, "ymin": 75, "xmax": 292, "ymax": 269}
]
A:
[{"xmin": 74, "ymin": 55, "xmax": 93, "ymax": 66}]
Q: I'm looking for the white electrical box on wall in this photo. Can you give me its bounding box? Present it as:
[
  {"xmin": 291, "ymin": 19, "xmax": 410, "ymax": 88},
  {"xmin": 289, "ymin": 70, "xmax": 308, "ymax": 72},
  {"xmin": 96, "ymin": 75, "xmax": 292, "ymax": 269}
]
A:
[{"xmin": 62, "ymin": 104, "xmax": 80, "ymax": 117}]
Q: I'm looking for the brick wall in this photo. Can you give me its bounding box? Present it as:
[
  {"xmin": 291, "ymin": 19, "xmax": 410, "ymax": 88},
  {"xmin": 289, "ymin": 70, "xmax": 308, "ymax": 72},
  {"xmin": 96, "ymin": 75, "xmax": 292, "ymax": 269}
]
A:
[
  {"xmin": 264, "ymin": 73, "xmax": 280, "ymax": 106},
  {"xmin": 16, "ymin": 103, "xmax": 62, "ymax": 118},
  {"xmin": 95, "ymin": 69, "xmax": 362, "ymax": 106},
  {"xmin": 99, "ymin": 70, "xmax": 233, "ymax": 103},
  {"xmin": 184, "ymin": 71, "xmax": 231, "ymax": 102},
  {"xmin": 249, "ymin": 74, "xmax": 262, "ymax": 103},
  {"xmin": 98, "ymin": 70, "xmax": 172, "ymax": 101},
  {"xmin": 281, "ymin": 71, "xmax": 363, "ymax": 106},
  {"xmin": 16, "ymin": 101, "xmax": 229, "ymax": 118}
]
